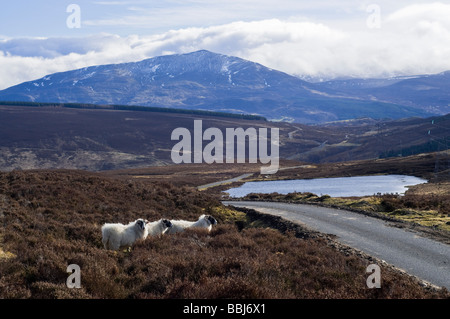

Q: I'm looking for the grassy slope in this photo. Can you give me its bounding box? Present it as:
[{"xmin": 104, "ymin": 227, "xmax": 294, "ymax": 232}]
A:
[{"xmin": 0, "ymin": 170, "xmax": 448, "ymax": 299}]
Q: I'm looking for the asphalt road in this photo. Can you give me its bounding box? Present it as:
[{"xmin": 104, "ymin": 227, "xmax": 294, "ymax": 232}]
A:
[{"xmin": 223, "ymin": 200, "xmax": 450, "ymax": 290}]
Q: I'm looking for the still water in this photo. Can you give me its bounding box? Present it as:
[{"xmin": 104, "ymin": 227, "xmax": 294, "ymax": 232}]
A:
[{"xmin": 225, "ymin": 175, "xmax": 427, "ymax": 198}]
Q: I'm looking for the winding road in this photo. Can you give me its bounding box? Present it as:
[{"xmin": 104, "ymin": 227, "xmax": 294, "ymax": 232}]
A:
[{"xmin": 223, "ymin": 200, "xmax": 450, "ymax": 290}]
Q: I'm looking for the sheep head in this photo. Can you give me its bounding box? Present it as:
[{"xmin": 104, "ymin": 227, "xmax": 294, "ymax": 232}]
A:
[
  {"xmin": 205, "ymin": 215, "xmax": 217, "ymax": 225},
  {"xmin": 162, "ymin": 219, "xmax": 173, "ymax": 229},
  {"xmin": 135, "ymin": 219, "xmax": 147, "ymax": 231}
]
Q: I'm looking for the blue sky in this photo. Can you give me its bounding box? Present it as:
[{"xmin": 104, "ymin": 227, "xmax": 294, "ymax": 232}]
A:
[
  {"xmin": 1, "ymin": 1, "xmax": 450, "ymax": 89},
  {"xmin": 0, "ymin": 1, "xmax": 361, "ymax": 37},
  {"xmin": 0, "ymin": 0, "xmax": 428, "ymax": 37}
]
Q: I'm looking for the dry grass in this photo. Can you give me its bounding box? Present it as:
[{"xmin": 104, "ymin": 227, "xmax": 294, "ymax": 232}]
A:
[
  {"xmin": 0, "ymin": 247, "xmax": 16, "ymax": 260},
  {"xmin": 0, "ymin": 169, "xmax": 448, "ymax": 299}
]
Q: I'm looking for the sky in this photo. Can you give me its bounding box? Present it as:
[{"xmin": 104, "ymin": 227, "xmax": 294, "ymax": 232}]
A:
[{"xmin": 1, "ymin": 0, "xmax": 450, "ymax": 89}]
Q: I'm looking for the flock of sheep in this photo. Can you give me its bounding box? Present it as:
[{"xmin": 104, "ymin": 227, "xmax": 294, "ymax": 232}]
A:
[{"xmin": 101, "ymin": 214, "xmax": 218, "ymax": 251}]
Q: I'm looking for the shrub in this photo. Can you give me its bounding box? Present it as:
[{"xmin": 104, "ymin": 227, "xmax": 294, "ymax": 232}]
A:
[{"xmin": 0, "ymin": 170, "xmax": 448, "ymax": 299}]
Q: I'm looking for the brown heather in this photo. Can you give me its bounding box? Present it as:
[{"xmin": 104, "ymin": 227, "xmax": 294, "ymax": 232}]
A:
[{"xmin": 0, "ymin": 169, "xmax": 448, "ymax": 299}]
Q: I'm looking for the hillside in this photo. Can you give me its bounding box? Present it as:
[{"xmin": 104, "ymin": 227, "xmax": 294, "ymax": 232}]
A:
[
  {"xmin": 0, "ymin": 104, "xmax": 449, "ymax": 172},
  {"xmin": 0, "ymin": 50, "xmax": 433, "ymax": 124},
  {"xmin": 296, "ymin": 113, "xmax": 450, "ymax": 163},
  {"xmin": 0, "ymin": 169, "xmax": 447, "ymax": 299},
  {"xmin": 0, "ymin": 103, "xmax": 280, "ymax": 171}
]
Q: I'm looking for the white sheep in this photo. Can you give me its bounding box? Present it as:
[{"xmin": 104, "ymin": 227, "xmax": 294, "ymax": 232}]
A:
[
  {"xmin": 101, "ymin": 218, "xmax": 149, "ymax": 251},
  {"xmin": 166, "ymin": 214, "xmax": 217, "ymax": 234},
  {"xmin": 146, "ymin": 219, "xmax": 173, "ymax": 237}
]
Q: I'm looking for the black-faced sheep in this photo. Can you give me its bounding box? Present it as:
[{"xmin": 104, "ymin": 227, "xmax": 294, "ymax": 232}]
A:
[
  {"xmin": 166, "ymin": 214, "xmax": 217, "ymax": 234},
  {"xmin": 101, "ymin": 218, "xmax": 148, "ymax": 251},
  {"xmin": 146, "ymin": 219, "xmax": 173, "ymax": 237}
]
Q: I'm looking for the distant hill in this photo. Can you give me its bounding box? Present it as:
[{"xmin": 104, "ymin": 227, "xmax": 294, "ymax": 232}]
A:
[
  {"xmin": 0, "ymin": 50, "xmax": 434, "ymax": 124},
  {"xmin": 315, "ymin": 71, "xmax": 450, "ymax": 115},
  {"xmin": 0, "ymin": 103, "xmax": 448, "ymax": 172}
]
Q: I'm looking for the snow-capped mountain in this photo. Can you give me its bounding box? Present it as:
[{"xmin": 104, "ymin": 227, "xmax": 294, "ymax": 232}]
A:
[{"xmin": 0, "ymin": 50, "xmax": 437, "ymax": 123}]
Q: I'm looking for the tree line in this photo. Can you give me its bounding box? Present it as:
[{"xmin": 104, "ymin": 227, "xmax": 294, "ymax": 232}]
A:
[{"xmin": 0, "ymin": 101, "xmax": 267, "ymax": 121}]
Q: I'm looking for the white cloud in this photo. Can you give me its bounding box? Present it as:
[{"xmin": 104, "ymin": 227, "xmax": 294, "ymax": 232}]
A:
[{"xmin": 1, "ymin": 3, "xmax": 450, "ymax": 89}]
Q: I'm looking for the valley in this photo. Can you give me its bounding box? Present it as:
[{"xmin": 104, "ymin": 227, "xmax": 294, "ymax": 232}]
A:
[{"xmin": 0, "ymin": 103, "xmax": 449, "ymax": 172}]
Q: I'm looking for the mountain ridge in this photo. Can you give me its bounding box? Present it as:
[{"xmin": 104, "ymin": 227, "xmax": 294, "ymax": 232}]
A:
[
  {"xmin": 0, "ymin": 50, "xmax": 442, "ymax": 123},
  {"xmin": 314, "ymin": 71, "xmax": 450, "ymax": 114}
]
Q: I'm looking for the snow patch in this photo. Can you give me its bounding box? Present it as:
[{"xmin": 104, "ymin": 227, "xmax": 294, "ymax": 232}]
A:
[
  {"xmin": 221, "ymin": 64, "xmax": 229, "ymax": 73},
  {"xmin": 151, "ymin": 64, "xmax": 160, "ymax": 72},
  {"xmin": 79, "ymin": 72, "xmax": 96, "ymax": 80}
]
